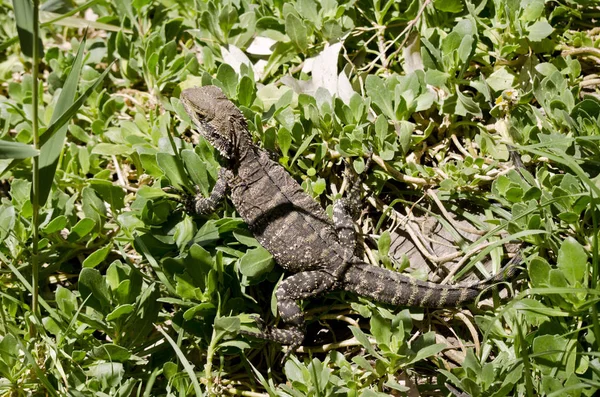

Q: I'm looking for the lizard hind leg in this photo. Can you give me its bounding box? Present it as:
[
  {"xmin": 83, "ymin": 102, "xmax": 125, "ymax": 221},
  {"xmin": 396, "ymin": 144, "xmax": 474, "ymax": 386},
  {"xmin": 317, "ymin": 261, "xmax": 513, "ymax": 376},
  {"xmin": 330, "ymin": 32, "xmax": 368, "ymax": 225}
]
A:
[
  {"xmin": 245, "ymin": 271, "xmax": 337, "ymax": 358},
  {"xmin": 333, "ymin": 154, "xmax": 373, "ymax": 257}
]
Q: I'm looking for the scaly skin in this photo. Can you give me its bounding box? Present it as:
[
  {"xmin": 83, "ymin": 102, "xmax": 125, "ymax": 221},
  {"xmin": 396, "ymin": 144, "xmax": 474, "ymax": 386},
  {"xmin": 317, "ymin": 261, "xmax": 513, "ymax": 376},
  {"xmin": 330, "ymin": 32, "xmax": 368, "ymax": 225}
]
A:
[{"xmin": 178, "ymin": 85, "xmax": 521, "ymax": 352}]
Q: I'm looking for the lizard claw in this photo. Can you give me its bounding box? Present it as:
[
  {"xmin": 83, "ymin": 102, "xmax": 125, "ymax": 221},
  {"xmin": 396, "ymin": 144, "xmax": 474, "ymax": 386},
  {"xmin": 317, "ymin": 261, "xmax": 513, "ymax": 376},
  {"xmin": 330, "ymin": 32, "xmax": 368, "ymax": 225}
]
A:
[{"xmin": 248, "ymin": 314, "xmax": 266, "ymax": 331}]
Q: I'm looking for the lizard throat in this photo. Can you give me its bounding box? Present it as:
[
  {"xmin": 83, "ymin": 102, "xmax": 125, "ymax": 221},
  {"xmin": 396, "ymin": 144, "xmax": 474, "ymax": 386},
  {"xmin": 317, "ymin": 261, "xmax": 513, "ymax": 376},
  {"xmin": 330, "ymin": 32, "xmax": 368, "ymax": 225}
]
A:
[{"xmin": 195, "ymin": 118, "xmax": 233, "ymax": 159}]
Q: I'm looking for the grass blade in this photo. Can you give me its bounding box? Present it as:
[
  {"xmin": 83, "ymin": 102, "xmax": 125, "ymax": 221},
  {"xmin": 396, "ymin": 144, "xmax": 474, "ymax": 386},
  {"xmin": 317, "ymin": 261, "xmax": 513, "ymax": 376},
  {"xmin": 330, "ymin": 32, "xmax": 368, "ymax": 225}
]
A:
[
  {"xmin": 0, "ymin": 141, "xmax": 38, "ymax": 159},
  {"xmin": 12, "ymin": 0, "xmax": 43, "ymax": 57},
  {"xmin": 37, "ymin": 33, "xmax": 87, "ymax": 205},
  {"xmin": 39, "ymin": 60, "xmax": 115, "ymax": 148},
  {"xmin": 156, "ymin": 325, "xmax": 204, "ymax": 396}
]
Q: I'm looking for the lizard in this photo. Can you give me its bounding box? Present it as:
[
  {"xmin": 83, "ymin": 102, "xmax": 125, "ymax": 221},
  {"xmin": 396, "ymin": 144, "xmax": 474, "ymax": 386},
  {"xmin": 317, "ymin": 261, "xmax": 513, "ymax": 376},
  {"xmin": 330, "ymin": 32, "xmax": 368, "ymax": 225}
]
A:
[{"xmin": 175, "ymin": 85, "xmax": 521, "ymax": 352}]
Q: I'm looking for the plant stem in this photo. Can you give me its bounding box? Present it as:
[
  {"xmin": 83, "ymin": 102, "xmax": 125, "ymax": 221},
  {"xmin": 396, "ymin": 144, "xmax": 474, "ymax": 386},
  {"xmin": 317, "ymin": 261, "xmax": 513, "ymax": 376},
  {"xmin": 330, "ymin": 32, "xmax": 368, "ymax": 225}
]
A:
[
  {"xmin": 31, "ymin": 0, "xmax": 41, "ymax": 322},
  {"xmin": 591, "ymin": 195, "xmax": 600, "ymax": 351}
]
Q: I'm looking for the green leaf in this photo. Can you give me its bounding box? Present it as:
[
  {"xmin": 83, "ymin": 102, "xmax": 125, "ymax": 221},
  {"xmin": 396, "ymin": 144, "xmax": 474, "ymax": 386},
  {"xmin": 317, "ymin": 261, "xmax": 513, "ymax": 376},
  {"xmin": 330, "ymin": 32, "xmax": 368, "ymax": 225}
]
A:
[
  {"xmin": 79, "ymin": 268, "xmax": 111, "ymax": 313},
  {"xmin": 67, "ymin": 218, "xmax": 96, "ymax": 242},
  {"xmin": 106, "ymin": 304, "xmax": 135, "ymax": 322},
  {"xmin": 532, "ymin": 334, "xmax": 568, "ymax": 371},
  {"xmin": 291, "ymin": 132, "xmax": 316, "ymax": 165},
  {"xmin": 521, "ymin": 0, "xmax": 545, "ymax": 21},
  {"xmin": 86, "ymin": 362, "xmax": 124, "ymax": 389},
  {"xmin": 457, "ymin": 34, "xmax": 474, "ymax": 63},
  {"xmin": 277, "ymin": 127, "xmax": 292, "ymax": 157},
  {"xmin": 378, "ymin": 231, "xmax": 391, "ymax": 257},
  {"xmin": 528, "ymin": 256, "xmax": 551, "ymax": 288},
  {"xmin": 55, "ymin": 286, "xmax": 77, "ymax": 315},
  {"xmin": 527, "ymin": 20, "xmax": 554, "ymax": 42},
  {"xmin": 434, "ymin": 0, "xmax": 464, "ymax": 13},
  {"xmin": 487, "ymin": 67, "xmax": 515, "ymax": 92},
  {"xmin": 89, "ymin": 344, "xmax": 132, "ymax": 362},
  {"xmin": 0, "ymin": 141, "xmax": 38, "ymax": 159},
  {"xmin": 174, "ymin": 216, "xmax": 195, "ymax": 252},
  {"xmin": 41, "ymin": 215, "xmax": 67, "ymax": 234},
  {"xmin": 237, "ymin": 75, "xmax": 255, "ymax": 108},
  {"xmin": 83, "ymin": 244, "xmax": 112, "ymax": 269},
  {"xmin": 42, "ymin": 317, "xmax": 61, "ymax": 335},
  {"xmin": 91, "ymin": 143, "xmax": 133, "ymax": 156},
  {"xmin": 455, "ymin": 89, "xmax": 482, "ymax": 117},
  {"xmin": 122, "ymin": 283, "xmax": 160, "ymax": 346},
  {"xmin": 239, "ymin": 246, "xmax": 274, "ymax": 278},
  {"xmin": 215, "ymin": 316, "xmax": 241, "ymax": 333},
  {"xmin": 407, "ymin": 343, "xmax": 446, "ymax": 365},
  {"xmin": 285, "ymin": 13, "xmax": 308, "ymax": 52},
  {"xmin": 183, "ymin": 302, "xmax": 215, "ymax": 320},
  {"xmin": 349, "ymin": 326, "xmax": 384, "ymax": 360},
  {"xmin": 557, "ymin": 237, "xmax": 587, "ymax": 285},
  {"xmin": 441, "ymin": 31, "xmax": 461, "ymax": 69},
  {"xmin": 312, "ymin": 178, "xmax": 326, "ymax": 196},
  {"xmin": 233, "ymin": 231, "xmax": 261, "ymax": 247},
  {"xmin": 395, "ymin": 120, "xmax": 414, "ymax": 154},
  {"xmin": 216, "ymin": 63, "xmax": 238, "ymax": 99},
  {"xmin": 425, "ymin": 69, "xmax": 449, "ymax": 87},
  {"xmin": 0, "ymin": 205, "xmax": 15, "ymax": 243},
  {"xmin": 370, "ymin": 312, "xmax": 391, "ymax": 346},
  {"xmin": 157, "ymin": 153, "xmax": 189, "ymax": 189},
  {"xmin": 513, "ymin": 299, "xmax": 550, "ymax": 326},
  {"xmin": 90, "ymin": 179, "xmax": 125, "ymax": 212},
  {"xmin": 175, "ymin": 273, "xmax": 201, "ymax": 300},
  {"xmin": 366, "ymin": 75, "xmax": 395, "ymax": 119},
  {"xmin": 82, "ymin": 187, "xmax": 106, "ymax": 227},
  {"xmin": 39, "ymin": 59, "xmax": 115, "ymax": 149}
]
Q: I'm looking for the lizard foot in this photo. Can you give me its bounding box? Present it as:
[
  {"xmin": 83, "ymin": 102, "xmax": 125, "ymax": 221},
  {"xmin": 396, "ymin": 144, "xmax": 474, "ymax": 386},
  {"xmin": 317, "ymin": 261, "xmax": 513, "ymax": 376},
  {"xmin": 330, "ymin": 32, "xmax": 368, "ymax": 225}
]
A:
[
  {"xmin": 239, "ymin": 321, "xmax": 304, "ymax": 362},
  {"xmin": 162, "ymin": 185, "xmax": 200, "ymax": 214}
]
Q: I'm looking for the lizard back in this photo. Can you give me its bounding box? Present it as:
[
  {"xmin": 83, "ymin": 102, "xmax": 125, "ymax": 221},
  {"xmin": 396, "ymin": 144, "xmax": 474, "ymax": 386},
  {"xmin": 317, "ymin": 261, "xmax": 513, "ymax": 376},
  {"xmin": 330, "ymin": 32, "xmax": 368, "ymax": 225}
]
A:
[{"xmin": 229, "ymin": 144, "xmax": 348, "ymax": 274}]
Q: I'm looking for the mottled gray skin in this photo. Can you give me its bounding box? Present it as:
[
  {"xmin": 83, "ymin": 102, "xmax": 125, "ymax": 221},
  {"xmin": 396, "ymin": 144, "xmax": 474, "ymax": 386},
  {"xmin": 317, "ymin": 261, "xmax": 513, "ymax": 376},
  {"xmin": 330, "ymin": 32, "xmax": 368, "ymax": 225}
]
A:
[{"xmin": 179, "ymin": 85, "xmax": 520, "ymax": 351}]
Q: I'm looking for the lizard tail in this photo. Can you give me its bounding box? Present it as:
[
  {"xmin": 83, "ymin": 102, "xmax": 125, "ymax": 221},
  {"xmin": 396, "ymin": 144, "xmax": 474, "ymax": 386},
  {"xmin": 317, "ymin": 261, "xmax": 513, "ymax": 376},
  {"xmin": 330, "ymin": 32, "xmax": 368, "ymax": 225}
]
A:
[{"xmin": 340, "ymin": 253, "xmax": 522, "ymax": 308}]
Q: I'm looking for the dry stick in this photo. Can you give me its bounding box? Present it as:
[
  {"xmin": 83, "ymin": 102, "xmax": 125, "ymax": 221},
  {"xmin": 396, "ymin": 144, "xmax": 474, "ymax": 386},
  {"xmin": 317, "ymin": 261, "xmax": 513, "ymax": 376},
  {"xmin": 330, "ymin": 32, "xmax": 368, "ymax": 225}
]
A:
[
  {"xmin": 427, "ymin": 189, "xmax": 475, "ymax": 240},
  {"xmin": 450, "ymin": 134, "xmax": 473, "ymax": 159},
  {"xmin": 403, "ymin": 205, "xmax": 440, "ymax": 258},
  {"xmin": 318, "ymin": 314, "xmax": 360, "ymax": 327},
  {"xmin": 368, "ymin": 196, "xmax": 460, "ymax": 265},
  {"xmin": 371, "ymin": 154, "xmax": 429, "ymax": 186},
  {"xmin": 368, "ymin": 196, "xmax": 434, "ymax": 262},
  {"xmin": 454, "ymin": 311, "xmax": 481, "ymax": 355},
  {"xmin": 428, "ymin": 190, "xmax": 486, "ymax": 237},
  {"xmin": 360, "ymin": 0, "xmax": 433, "ymax": 74},
  {"xmin": 439, "ymin": 240, "xmax": 499, "ymax": 284},
  {"xmin": 369, "ymin": 195, "xmax": 504, "ymax": 275},
  {"xmin": 561, "ymin": 46, "xmax": 600, "ymax": 59},
  {"xmin": 435, "ymin": 334, "xmax": 467, "ymax": 366},
  {"xmin": 433, "ymin": 314, "xmax": 470, "ymax": 360},
  {"xmin": 581, "ymin": 78, "xmax": 600, "ymax": 87},
  {"xmin": 223, "ymin": 388, "xmax": 268, "ymax": 397},
  {"xmin": 384, "ymin": 0, "xmax": 433, "ymax": 65}
]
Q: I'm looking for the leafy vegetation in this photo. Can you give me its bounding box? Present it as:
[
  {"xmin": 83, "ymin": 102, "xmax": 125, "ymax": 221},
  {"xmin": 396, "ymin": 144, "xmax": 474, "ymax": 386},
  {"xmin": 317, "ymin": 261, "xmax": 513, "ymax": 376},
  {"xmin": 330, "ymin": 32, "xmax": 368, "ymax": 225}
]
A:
[{"xmin": 1, "ymin": 0, "xmax": 600, "ymax": 395}]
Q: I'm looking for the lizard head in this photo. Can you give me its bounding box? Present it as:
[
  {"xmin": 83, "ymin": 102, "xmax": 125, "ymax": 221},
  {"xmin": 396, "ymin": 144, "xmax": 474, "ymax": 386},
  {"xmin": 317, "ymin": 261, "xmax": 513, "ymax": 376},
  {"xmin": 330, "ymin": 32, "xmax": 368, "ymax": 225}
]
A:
[{"xmin": 180, "ymin": 85, "xmax": 245, "ymax": 159}]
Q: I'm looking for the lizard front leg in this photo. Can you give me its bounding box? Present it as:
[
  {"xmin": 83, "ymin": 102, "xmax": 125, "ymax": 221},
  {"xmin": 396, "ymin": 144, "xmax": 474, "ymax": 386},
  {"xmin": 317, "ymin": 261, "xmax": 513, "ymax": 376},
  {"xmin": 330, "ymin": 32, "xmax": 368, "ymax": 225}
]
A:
[
  {"xmin": 186, "ymin": 167, "xmax": 231, "ymax": 215},
  {"xmin": 244, "ymin": 270, "xmax": 336, "ymax": 355}
]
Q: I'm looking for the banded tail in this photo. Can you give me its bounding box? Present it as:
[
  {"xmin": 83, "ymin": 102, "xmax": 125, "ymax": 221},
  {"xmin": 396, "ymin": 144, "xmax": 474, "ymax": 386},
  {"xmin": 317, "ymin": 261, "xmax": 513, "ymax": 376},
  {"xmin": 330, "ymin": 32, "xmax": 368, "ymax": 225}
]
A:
[{"xmin": 340, "ymin": 254, "xmax": 521, "ymax": 308}]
